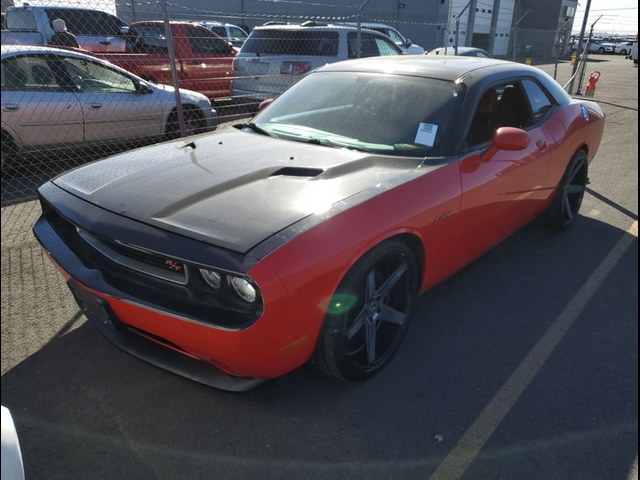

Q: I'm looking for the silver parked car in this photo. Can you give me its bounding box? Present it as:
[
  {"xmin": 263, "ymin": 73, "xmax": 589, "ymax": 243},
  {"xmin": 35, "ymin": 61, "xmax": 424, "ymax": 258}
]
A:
[
  {"xmin": 231, "ymin": 22, "xmax": 403, "ymax": 104},
  {"xmin": 1, "ymin": 45, "xmax": 217, "ymax": 168}
]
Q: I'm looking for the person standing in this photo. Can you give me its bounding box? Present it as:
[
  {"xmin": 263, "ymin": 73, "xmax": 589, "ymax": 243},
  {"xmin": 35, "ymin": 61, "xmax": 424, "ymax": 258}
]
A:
[{"xmin": 50, "ymin": 19, "xmax": 80, "ymax": 48}]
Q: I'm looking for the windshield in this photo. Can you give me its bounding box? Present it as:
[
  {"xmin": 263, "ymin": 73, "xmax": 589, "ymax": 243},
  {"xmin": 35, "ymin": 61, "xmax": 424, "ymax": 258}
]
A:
[{"xmin": 252, "ymin": 72, "xmax": 464, "ymax": 157}]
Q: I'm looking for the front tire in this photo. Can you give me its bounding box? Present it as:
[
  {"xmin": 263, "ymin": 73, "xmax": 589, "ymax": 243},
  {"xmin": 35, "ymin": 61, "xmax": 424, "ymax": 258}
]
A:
[
  {"xmin": 1, "ymin": 132, "xmax": 17, "ymax": 172},
  {"xmin": 313, "ymin": 238, "xmax": 418, "ymax": 382},
  {"xmin": 547, "ymin": 150, "xmax": 589, "ymax": 231},
  {"xmin": 165, "ymin": 107, "xmax": 207, "ymax": 140}
]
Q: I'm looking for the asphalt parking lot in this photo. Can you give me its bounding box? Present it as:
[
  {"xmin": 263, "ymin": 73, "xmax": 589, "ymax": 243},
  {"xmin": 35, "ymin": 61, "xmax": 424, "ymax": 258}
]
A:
[{"xmin": 1, "ymin": 56, "xmax": 638, "ymax": 480}]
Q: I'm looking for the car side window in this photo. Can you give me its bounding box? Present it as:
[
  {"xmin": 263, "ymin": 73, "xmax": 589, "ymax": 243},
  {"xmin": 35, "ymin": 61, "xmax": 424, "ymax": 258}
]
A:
[
  {"xmin": 467, "ymin": 82, "xmax": 533, "ymax": 148},
  {"xmin": 61, "ymin": 57, "xmax": 137, "ymax": 94},
  {"xmin": 1, "ymin": 56, "xmax": 62, "ymax": 92},
  {"xmin": 522, "ymin": 79, "xmax": 554, "ymax": 124},
  {"xmin": 386, "ymin": 29, "xmax": 405, "ymax": 47},
  {"xmin": 347, "ymin": 32, "xmax": 379, "ymax": 58},
  {"xmin": 229, "ymin": 27, "xmax": 248, "ymax": 43},
  {"xmin": 129, "ymin": 25, "xmax": 168, "ymax": 54},
  {"xmin": 209, "ymin": 26, "xmax": 228, "ymax": 38},
  {"xmin": 375, "ymin": 37, "xmax": 401, "ymax": 56},
  {"xmin": 187, "ymin": 27, "xmax": 233, "ymax": 55}
]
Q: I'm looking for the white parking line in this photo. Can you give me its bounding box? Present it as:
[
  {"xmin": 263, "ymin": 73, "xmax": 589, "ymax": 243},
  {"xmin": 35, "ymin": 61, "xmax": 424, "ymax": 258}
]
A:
[{"xmin": 428, "ymin": 221, "xmax": 639, "ymax": 480}]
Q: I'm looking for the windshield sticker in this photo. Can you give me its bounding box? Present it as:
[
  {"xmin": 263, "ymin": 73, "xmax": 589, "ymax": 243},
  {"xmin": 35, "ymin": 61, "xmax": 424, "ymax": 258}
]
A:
[{"xmin": 415, "ymin": 123, "xmax": 439, "ymax": 147}]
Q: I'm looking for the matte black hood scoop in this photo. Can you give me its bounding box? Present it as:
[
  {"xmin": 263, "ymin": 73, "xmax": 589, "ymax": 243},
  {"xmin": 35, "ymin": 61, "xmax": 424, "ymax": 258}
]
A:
[{"xmin": 53, "ymin": 129, "xmax": 421, "ymax": 254}]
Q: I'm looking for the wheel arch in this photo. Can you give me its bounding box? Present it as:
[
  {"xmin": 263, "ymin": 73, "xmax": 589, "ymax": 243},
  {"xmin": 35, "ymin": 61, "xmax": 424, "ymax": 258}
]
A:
[
  {"xmin": 164, "ymin": 104, "xmax": 206, "ymax": 134},
  {"xmin": 339, "ymin": 229, "xmax": 427, "ymax": 294},
  {"xmin": 1, "ymin": 124, "xmax": 22, "ymax": 150}
]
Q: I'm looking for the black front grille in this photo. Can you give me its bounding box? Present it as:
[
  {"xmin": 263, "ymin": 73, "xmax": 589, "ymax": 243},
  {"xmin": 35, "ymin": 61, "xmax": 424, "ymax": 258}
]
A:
[
  {"xmin": 103, "ymin": 239, "xmax": 186, "ymax": 277},
  {"xmin": 78, "ymin": 230, "xmax": 188, "ymax": 285}
]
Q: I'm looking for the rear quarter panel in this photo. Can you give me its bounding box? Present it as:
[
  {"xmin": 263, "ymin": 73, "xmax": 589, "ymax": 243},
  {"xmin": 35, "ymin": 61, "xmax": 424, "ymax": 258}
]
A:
[{"xmin": 544, "ymin": 100, "xmax": 605, "ymax": 190}]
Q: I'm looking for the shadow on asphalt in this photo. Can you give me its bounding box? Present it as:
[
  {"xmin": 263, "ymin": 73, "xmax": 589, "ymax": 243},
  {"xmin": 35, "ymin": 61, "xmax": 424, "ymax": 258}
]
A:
[{"xmin": 1, "ymin": 215, "xmax": 637, "ymax": 480}]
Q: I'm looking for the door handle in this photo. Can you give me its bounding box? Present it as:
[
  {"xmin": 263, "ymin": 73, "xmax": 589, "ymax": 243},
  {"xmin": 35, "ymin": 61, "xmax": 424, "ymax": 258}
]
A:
[
  {"xmin": 2, "ymin": 103, "xmax": 20, "ymax": 112},
  {"xmin": 192, "ymin": 61, "xmax": 205, "ymax": 65},
  {"xmin": 99, "ymin": 41, "xmax": 112, "ymax": 45},
  {"xmin": 537, "ymin": 139, "xmax": 549, "ymax": 151},
  {"xmin": 88, "ymin": 103, "xmax": 103, "ymax": 110}
]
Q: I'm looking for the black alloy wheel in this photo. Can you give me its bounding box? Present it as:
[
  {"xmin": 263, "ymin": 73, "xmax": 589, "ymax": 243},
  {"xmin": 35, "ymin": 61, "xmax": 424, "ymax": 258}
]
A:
[
  {"xmin": 548, "ymin": 150, "xmax": 589, "ymax": 230},
  {"xmin": 314, "ymin": 239, "xmax": 418, "ymax": 381}
]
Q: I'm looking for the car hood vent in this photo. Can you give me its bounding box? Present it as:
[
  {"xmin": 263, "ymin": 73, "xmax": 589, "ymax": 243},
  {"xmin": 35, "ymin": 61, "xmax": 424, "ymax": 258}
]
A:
[{"xmin": 271, "ymin": 167, "xmax": 324, "ymax": 178}]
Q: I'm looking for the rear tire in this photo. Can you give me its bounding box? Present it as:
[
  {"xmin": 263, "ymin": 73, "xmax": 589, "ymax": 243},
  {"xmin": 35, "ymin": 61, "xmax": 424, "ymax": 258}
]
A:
[
  {"xmin": 547, "ymin": 150, "xmax": 589, "ymax": 231},
  {"xmin": 313, "ymin": 238, "xmax": 418, "ymax": 382}
]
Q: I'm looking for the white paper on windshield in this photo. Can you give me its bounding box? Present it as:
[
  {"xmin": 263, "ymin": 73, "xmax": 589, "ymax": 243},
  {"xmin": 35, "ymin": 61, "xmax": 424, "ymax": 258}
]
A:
[{"xmin": 415, "ymin": 123, "xmax": 439, "ymax": 147}]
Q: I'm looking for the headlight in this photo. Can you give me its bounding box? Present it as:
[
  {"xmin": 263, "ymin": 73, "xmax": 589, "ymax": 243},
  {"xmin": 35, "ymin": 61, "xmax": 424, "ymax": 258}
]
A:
[
  {"xmin": 230, "ymin": 276, "xmax": 257, "ymax": 303},
  {"xmin": 200, "ymin": 268, "xmax": 222, "ymax": 291}
]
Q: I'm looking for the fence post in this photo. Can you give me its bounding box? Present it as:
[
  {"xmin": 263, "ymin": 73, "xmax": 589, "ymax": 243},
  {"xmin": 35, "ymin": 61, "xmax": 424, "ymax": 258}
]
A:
[
  {"xmin": 568, "ymin": 0, "xmax": 593, "ymax": 94},
  {"xmin": 162, "ymin": 0, "xmax": 187, "ymax": 138},
  {"xmin": 488, "ymin": 0, "xmax": 502, "ymax": 56},
  {"xmin": 554, "ymin": 19, "xmax": 573, "ymax": 80},
  {"xmin": 511, "ymin": 10, "xmax": 531, "ymax": 63},
  {"xmin": 356, "ymin": 0, "xmax": 372, "ymax": 59},
  {"xmin": 357, "ymin": 17, "xmax": 362, "ymax": 58},
  {"xmin": 576, "ymin": 16, "xmax": 603, "ymax": 95},
  {"xmin": 455, "ymin": 0, "xmax": 473, "ymax": 56}
]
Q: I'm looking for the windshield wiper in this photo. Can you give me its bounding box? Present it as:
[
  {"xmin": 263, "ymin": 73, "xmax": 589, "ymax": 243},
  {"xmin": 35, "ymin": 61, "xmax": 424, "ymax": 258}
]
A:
[
  {"xmin": 238, "ymin": 123, "xmax": 279, "ymax": 138},
  {"xmin": 305, "ymin": 138, "xmax": 374, "ymax": 153}
]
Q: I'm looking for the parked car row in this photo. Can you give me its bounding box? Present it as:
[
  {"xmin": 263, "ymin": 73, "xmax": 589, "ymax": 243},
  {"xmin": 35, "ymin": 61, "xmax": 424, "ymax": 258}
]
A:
[
  {"xmin": 569, "ymin": 37, "xmax": 638, "ymax": 55},
  {"xmin": 3, "ymin": 6, "xmax": 427, "ymax": 103},
  {"xmin": 1, "ymin": 44, "xmax": 217, "ymax": 169}
]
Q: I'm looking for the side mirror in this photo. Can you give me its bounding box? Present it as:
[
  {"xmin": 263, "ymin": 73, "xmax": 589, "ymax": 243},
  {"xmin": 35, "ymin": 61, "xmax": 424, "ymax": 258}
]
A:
[
  {"xmin": 120, "ymin": 25, "xmax": 130, "ymax": 35},
  {"xmin": 258, "ymin": 98, "xmax": 274, "ymax": 112},
  {"xmin": 405, "ymin": 39, "xmax": 413, "ymax": 48},
  {"xmin": 481, "ymin": 127, "xmax": 530, "ymax": 162},
  {"xmin": 135, "ymin": 81, "xmax": 153, "ymax": 95}
]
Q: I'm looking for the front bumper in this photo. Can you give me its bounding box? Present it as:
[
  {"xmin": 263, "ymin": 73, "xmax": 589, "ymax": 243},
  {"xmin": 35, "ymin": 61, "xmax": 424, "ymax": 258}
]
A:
[
  {"xmin": 68, "ymin": 279, "xmax": 264, "ymax": 392},
  {"xmin": 34, "ymin": 183, "xmax": 318, "ymax": 388},
  {"xmin": 204, "ymin": 107, "xmax": 218, "ymax": 131}
]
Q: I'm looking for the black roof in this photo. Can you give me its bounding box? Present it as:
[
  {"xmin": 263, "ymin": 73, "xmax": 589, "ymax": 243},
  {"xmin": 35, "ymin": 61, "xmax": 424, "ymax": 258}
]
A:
[{"xmin": 319, "ymin": 56, "xmax": 542, "ymax": 84}]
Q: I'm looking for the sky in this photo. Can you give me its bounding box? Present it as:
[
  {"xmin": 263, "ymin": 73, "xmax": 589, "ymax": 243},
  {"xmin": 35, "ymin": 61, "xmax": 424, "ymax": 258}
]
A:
[{"xmin": 573, "ymin": 0, "xmax": 638, "ymax": 34}]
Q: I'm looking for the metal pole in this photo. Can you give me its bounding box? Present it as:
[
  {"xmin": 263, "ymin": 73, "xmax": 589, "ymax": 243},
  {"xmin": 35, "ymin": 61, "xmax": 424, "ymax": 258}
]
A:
[
  {"xmin": 356, "ymin": 0, "xmax": 372, "ymax": 59},
  {"xmin": 511, "ymin": 9, "xmax": 531, "ymax": 62},
  {"xmin": 357, "ymin": 18, "xmax": 362, "ymax": 58},
  {"xmin": 467, "ymin": 0, "xmax": 478, "ymax": 47},
  {"xmin": 568, "ymin": 0, "xmax": 593, "ymax": 94},
  {"xmin": 576, "ymin": 16, "xmax": 603, "ymax": 95},
  {"xmin": 488, "ymin": 0, "xmax": 502, "ymax": 56},
  {"xmin": 162, "ymin": 0, "xmax": 186, "ymax": 138},
  {"xmin": 455, "ymin": 0, "xmax": 473, "ymax": 56},
  {"xmin": 554, "ymin": 18, "xmax": 573, "ymax": 80}
]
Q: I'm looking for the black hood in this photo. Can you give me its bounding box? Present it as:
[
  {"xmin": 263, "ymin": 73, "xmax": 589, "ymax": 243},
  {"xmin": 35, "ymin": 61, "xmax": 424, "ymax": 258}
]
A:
[{"xmin": 54, "ymin": 129, "xmax": 422, "ymax": 253}]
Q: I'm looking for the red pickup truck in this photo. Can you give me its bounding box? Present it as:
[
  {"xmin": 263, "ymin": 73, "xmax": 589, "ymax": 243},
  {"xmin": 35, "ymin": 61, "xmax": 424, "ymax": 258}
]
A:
[{"xmin": 96, "ymin": 22, "xmax": 236, "ymax": 99}]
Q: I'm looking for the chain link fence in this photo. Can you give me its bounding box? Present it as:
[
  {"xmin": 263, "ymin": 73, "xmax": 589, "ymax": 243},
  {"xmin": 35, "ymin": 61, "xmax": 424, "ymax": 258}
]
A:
[{"xmin": 1, "ymin": 1, "xmax": 638, "ymax": 295}]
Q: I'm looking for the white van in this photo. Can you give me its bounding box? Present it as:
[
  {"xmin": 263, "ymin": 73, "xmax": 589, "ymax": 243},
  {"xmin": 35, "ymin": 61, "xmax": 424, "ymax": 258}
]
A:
[{"xmin": 231, "ymin": 22, "xmax": 403, "ymax": 103}]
